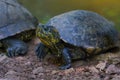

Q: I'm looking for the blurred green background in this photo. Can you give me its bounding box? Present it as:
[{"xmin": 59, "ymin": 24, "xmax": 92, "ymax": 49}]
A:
[{"xmin": 19, "ymin": 0, "xmax": 120, "ymax": 30}]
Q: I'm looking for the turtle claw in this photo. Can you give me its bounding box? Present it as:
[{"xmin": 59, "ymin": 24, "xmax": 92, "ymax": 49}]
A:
[
  {"xmin": 7, "ymin": 48, "xmax": 14, "ymax": 57},
  {"xmin": 59, "ymin": 64, "xmax": 71, "ymax": 70},
  {"xmin": 35, "ymin": 43, "xmax": 47, "ymax": 60},
  {"xmin": 7, "ymin": 45, "xmax": 28, "ymax": 57},
  {"xmin": 2, "ymin": 38, "xmax": 28, "ymax": 57}
]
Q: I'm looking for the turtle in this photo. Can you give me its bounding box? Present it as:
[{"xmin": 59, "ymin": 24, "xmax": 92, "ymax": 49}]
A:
[
  {"xmin": 35, "ymin": 10, "xmax": 118, "ymax": 70},
  {"xmin": 0, "ymin": 0, "xmax": 38, "ymax": 57}
]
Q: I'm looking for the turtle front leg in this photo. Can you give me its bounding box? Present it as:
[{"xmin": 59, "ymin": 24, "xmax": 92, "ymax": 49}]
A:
[
  {"xmin": 2, "ymin": 38, "xmax": 28, "ymax": 57},
  {"xmin": 35, "ymin": 43, "xmax": 49, "ymax": 61},
  {"xmin": 59, "ymin": 48, "xmax": 71, "ymax": 70}
]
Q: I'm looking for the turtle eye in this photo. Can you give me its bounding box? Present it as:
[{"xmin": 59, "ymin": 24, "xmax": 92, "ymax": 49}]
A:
[
  {"xmin": 44, "ymin": 28, "xmax": 48, "ymax": 31},
  {"xmin": 43, "ymin": 26, "xmax": 51, "ymax": 32}
]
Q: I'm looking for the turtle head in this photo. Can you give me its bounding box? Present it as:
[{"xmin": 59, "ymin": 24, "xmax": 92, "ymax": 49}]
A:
[{"xmin": 36, "ymin": 24, "xmax": 60, "ymax": 46}]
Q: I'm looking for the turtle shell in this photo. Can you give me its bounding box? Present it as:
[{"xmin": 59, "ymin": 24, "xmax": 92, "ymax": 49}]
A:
[
  {"xmin": 0, "ymin": 0, "xmax": 38, "ymax": 40},
  {"xmin": 46, "ymin": 10, "xmax": 118, "ymax": 49}
]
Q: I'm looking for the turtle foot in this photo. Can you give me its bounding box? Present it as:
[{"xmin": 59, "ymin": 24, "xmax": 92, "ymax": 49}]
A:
[
  {"xmin": 59, "ymin": 64, "xmax": 71, "ymax": 70},
  {"xmin": 35, "ymin": 43, "xmax": 48, "ymax": 61},
  {"xmin": 2, "ymin": 38, "xmax": 28, "ymax": 57},
  {"xmin": 7, "ymin": 44, "xmax": 28, "ymax": 57}
]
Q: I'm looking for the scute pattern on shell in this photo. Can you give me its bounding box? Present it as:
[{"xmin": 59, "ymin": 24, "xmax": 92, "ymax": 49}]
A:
[
  {"xmin": 46, "ymin": 10, "xmax": 118, "ymax": 48},
  {"xmin": 0, "ymin": 0, "xmax": 38, "ymax": 40}
]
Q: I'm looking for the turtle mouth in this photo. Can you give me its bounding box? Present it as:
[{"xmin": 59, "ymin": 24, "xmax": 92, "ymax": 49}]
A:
[{"xmin": 36, "ymin": 27, "xmax": 51, "ymax": 46}]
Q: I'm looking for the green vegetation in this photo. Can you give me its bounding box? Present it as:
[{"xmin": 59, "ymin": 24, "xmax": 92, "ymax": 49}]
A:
[
  {"xmin": 19, "ymin": 0, "xmax": 120, "ymax": 30},
  {"xmin": 41, "ymin": 15, "xmax": 51, "ymax": 24}
]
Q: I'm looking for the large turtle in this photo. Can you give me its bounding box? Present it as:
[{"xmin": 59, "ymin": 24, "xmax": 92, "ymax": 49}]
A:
[
  {"xmin": 35, "ymin": 10, "xmax": 118, "ymax": 70},
  {"xmin": 0, "ymin": 0, "xmax": 38, "ymax": 57}
]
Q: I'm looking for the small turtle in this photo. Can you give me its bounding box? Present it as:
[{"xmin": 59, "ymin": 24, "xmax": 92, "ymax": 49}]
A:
[
  {"xmin": 0, "ymin": 0, "xmax": 38, "ymax": 57},
  {"xmin": 35, "ymin": 10, "xmax": 118, "ymax": 70}
]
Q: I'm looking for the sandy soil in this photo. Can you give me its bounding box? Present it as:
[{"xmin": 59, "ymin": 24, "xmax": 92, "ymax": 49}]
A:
[{"xmin": 0, "ymin": 37, "xmax": 120, "ymax": 80}]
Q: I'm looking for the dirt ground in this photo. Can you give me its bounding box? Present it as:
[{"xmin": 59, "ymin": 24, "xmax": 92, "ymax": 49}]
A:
[{"xmin": 0, "ymin": 37, "xmax": 120, "ymax": 80}]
